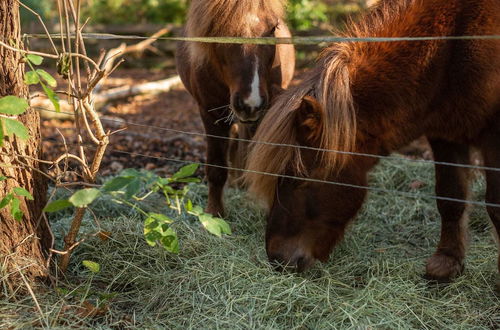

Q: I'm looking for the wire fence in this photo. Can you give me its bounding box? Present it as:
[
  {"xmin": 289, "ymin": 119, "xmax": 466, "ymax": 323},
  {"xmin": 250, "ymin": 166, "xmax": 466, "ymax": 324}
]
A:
[
  {"xmin": 22, "ymin": 31, "xmax": 500, "ymax": 210},
  {"xmin": 36, "ymin": 106, "xmax": 500, "ymax": 210},
  {"xmin": 36, "ymin": 106, "xmax": 500, "ymax": 173},
  {"xmin": 25, "ymin": 33, "xmax": 500, "ymax": 45}
]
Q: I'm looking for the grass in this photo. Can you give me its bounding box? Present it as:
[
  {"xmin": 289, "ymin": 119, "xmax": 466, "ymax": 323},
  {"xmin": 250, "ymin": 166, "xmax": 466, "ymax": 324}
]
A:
[{"xmin": 1, "ymin": 158, "xmax": 499, "ymax": 329}]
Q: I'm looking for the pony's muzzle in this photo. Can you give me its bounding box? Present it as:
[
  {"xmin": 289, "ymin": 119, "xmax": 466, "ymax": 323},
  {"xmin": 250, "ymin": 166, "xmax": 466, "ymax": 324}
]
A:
[
  {"xmin": 267, "ymin": 249, "xmax": 315, "ymax": 273},
  {"xmin": 231, "ymin": 92, "xmax": 268, "ymax": 123}
]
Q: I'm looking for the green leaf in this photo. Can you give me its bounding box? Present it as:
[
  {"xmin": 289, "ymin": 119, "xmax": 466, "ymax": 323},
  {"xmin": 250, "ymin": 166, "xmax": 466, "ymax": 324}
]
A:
[
  {"xmin": 26, "ymin": 54, "xmax": 43, "ymax": 65},
  {"xmin": 144, "ymin": 231, "xmax": 162, "ymax": 247},
  {"xmin": 36, "ymin": 69, "xmax": 57, "ymax": 87},
  {"xmin": 69, "ymin": 188, "xmax": 100, "ymax": 207},
  {"xmin": 24, "ymin": 71, "xmax": 40, "ymax": 85},
  {"xmin": 161, "ymin": 185, "xmax": 176, "ymax": 195},
  {"xmin": 190, "ymin": 205, "xmax": 204, "ymax": 216},
  {"xmin": 0, "ymin": 194, "xmax": 13, "ymax": 209},
  {"xmin": 216, "ymin": 217, "xmax": 232, "ymax": 235},
  {"xmin": 0, "ymin": 176, "xmax": 6, "ymax": 181},
  {"xmin": 0, "ymin": 96, "xmax": 29, "ymax": 115},
  {"xmin": 41, "ymin": 84, "xmax": 60, "ymax": 112},
  {"xmin": 82, "ymin": 260, "xmax": 100, "ymax": 273},
  {"xmin": 148, "ymin": 213, "xmax": 173, "ymax": 224},
  {"xmin": 4, "ymin": 118, "xmax": 29, "ymax": 140},
  {"xmin": 125, "ymin": 178, "xmax": 141, "ymax": 199},
  {"xmin": 102, "ymin": 176, "xmax": 135, "ymax": 192},
  {"xmin": 198, "ymin": 213, "xmax": 222, "ymax": 237},
  {"xmin": 144, "ymin": 213, "xmax": 175, "ymax": 249},
  {"xmin": 10, "ymin": 198, "xmax": 23, "ymax": 221},
  {"xmin": 145, "ymin": 220, "xmax": 159, "ymax": 230},
  {"xmin": 120, "ymin": 168, "xmax": 140, "ymax": 177},
  {"xmin": 43, "ymin": 199, "xmax": 73, "ymax": 213},
  {"xmin": 13, "ymin": 187, "xmax": 33, "ymax": 200},
  {"xmin": 160, "ymin": 228, "xmax": 179, "ymax": 253},
  {"xmin": 198, "ymin": 213, "xmax": 232, "ymax": 237},
  {"xmin": 171, "ymin": 164, "xmax": 199, "ymax": 180},
  {"xmin": 176, "ymin": 177, "xmax": 201, "ymax": 183},
  {"xmin": 185, "ymin": 199, "xmax": 193, "ymax": 212}
]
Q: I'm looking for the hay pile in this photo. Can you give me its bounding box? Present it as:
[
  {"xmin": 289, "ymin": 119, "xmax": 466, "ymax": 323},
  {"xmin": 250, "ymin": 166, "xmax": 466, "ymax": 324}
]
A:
[{"xmin": 1, "ymin": 159, "xmax": 499, "ymax": 328}]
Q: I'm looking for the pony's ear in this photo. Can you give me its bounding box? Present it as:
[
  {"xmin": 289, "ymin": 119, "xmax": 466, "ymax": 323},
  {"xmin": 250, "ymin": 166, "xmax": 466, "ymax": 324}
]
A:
[{"xmin": 295, "ymin": 95, "xmax": 323, "ymax": 146}]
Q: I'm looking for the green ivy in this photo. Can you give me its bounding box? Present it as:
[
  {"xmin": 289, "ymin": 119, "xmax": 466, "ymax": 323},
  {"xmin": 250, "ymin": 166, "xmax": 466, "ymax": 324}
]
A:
[
  {"xmin": 44, "ymin": 164, "xmax": 231, "ymax": 252},
  {"xmin": 0, "ymin": 53, "xmax": 60, "ymax": 221}
]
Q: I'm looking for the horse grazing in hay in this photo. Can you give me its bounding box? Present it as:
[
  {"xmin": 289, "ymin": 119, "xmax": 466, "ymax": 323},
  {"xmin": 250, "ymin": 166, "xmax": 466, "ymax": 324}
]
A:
[
  {"xmin": 245, "ymin": 0, "xmax": 500, "ymax": 282},
  {"xmin": 176, "ymin": 0, "xmax": 295, "ymax": 216}
]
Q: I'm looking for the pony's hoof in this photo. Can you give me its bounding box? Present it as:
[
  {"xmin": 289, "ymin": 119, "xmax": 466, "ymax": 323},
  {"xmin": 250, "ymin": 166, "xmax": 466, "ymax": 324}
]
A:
[{"xmin": 425, "ymin": 253, "xmax": 464, "ymax": 282}]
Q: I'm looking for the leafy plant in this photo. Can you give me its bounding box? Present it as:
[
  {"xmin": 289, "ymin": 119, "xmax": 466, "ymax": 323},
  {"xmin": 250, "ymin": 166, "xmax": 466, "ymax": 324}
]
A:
[
  {"xmin": 81, "ymin": 0, "xmax": 188, "ymax": 25},
  {"xmin": 24, "ymin": 54, "xmax": 60, "ymax": 112},
  {"xmin": 0, "ymin": 54, "xmax": 61, "ymax": 221},
  {"xmin": 287, "ymin": 0, "xmax": 328, "ymax": 31},
  {"xmin": 0, "ymin": 176, "xmax": 34, "ymax": 221},
  {"xmin": 45, "ymin": 164, "xmax": 231, "ymax": 252}
]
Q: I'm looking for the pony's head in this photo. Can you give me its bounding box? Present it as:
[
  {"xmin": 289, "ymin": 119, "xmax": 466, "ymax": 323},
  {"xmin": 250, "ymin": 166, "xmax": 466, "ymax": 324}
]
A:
[
  {"xmin": 186, "ymin": 0, "xmax": 286, "ymax": 123},
  {"xmin": 244, "ymin": 48, "xmax": 366, "ymax": 271}
]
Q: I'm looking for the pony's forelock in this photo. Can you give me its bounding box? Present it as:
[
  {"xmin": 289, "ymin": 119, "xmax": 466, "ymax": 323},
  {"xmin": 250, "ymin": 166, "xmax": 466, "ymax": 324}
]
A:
[
  {"xmin": 186, "ymin": 0, "xmax": 286, "ymax": 65},
  {"xmin": 244, "ymin": 84, "xmax": 311, "ymax": 208}
]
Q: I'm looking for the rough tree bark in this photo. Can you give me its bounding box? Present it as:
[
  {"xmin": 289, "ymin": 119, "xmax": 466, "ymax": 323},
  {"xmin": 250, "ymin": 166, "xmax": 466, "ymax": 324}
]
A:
[{"xmin": 0, "ymin": 0, "xmax": 49, "ymax": 293}]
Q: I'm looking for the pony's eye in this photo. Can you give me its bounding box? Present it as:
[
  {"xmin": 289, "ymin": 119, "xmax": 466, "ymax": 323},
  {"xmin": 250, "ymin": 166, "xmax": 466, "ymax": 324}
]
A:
[{"xmin": 269, "ymin": 24, "xmax": 278, "ymax": 36}]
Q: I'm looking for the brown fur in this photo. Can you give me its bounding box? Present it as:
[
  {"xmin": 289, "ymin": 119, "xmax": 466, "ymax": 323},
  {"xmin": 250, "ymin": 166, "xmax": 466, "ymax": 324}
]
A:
[{"xmin": 244, "ymin": 0, "xmax": 500, "ymax": 280}]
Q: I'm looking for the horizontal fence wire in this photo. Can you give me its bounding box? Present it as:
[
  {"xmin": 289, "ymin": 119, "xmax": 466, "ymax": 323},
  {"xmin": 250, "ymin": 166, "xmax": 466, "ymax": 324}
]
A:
[
  {"xmin": 35, "ymin": 106, "xmax": 500, "ymax": 173},
  {"xmin": 25, "ymin": 33, "xmax": 500, "ymax": 45},
  {"xmin": 4, "ymin": 139, "xmax": 500, "ymax": 209},
  {"xmin": 77, "ymin": 145, "xmax": 499, "ymax": 210}
]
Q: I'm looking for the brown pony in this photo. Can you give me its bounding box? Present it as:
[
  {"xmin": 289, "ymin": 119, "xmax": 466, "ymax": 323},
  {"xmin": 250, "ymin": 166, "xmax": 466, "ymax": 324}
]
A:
[
  {"xmin": 176, "ymin": 0, "xmax": 295, "ymax": 216},
  {"xmin": 245, "ymin": 0, "xmax": 500, "ymax": 282}
]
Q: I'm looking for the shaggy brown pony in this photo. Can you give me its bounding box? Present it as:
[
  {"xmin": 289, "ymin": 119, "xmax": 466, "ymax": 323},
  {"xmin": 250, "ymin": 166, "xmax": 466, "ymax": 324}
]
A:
[
  {"xmin": 245, "ymin": 0, "xmax": 500, "ymax": 282},
  {"xmin": 176, "ymin": 0, "xmax": 295, "ymax": 216}
]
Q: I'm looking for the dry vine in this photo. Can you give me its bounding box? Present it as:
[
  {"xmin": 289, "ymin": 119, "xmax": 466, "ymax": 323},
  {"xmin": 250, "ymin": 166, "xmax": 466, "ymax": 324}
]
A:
[{"xmin": 2, "ymin": 0, "xmax": 127, "ymax": 273}]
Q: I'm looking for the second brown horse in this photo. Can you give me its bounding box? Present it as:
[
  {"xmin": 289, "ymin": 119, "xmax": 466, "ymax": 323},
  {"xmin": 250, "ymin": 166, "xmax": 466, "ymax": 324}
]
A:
[
  {"xmin": 245, "ymin": 0, "xmax": 500, "ymax": 283},
  {"xmin": 176, "ymin": 0, "xmax": 295, "ymax": 216}
]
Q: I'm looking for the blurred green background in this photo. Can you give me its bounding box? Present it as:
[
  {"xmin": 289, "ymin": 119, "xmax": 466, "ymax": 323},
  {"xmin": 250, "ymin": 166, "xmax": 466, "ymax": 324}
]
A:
[{"xmin": 21, "ymin": 0, "xmax": 371, "ymax": 31}]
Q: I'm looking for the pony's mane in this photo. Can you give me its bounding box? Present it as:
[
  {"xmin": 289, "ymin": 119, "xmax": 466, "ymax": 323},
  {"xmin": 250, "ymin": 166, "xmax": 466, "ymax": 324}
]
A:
[
  {"xmin": 245, "ymin": 0, "xmax": 428, "ymax": 207},
  {"xmin": 186, "ymin": 0, "xmax": 286, "ymax": 64}
]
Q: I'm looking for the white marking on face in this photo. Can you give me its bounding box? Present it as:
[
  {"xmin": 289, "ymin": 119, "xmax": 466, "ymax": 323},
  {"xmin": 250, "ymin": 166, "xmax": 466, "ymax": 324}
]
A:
[
  {"xmin": 244, "ymin": 57, "xmax": 262, "ymax": 109},
  {"xmin": 247, "ymin": 14, "xmax": 260, "ymax": 24}
]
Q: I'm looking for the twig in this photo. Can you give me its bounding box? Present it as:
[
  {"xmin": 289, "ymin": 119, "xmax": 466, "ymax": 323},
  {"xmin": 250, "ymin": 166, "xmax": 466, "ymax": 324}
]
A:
[
  {"xmin": 0, "ymin": 40, "xmax": 100, "ymax": 70},
  {"xmin": 16, "ymin": 0, "xmax": 58, "ymax": 55},
  {"xmin": 17, "ymin": 266, "xmax": 48, "ymax": 327}
]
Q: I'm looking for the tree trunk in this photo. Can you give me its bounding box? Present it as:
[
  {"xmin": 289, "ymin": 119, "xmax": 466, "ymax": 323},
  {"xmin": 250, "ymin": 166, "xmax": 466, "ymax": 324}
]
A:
[{"xmin": 0, "ymin": 0, "xmax": 49, "ymax": 293}]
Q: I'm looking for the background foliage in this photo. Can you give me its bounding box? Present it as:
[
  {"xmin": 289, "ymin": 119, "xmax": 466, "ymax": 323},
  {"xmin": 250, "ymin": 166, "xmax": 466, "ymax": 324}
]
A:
[{"xmin": 21, "ymin": 0, "xmax": 368, "ymax": 31}]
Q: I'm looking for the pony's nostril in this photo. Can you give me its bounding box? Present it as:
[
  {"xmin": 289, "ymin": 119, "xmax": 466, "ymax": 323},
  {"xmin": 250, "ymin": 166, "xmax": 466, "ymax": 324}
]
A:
[
  {"xmin": 257, "ymin": 98, "xmax": 269, "ymax": 111},
  {"xmin": 268, "ymin": 252, "xmax": 285, "ymax": 264},
  {"xmin": 268, "ymin": 252, "xmax": 289, "ymax": 271},
  {"xmin": 295, "ymin": 256, "xmax": 309, "ymax": 272},
  {"xmin": 231, "ymin": 93, "xmax": 246, "ymax": 113}
]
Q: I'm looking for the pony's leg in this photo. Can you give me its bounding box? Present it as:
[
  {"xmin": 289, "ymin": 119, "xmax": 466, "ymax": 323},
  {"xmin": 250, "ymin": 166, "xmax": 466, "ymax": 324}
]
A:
[
  {"xmin": 426, "ymin": 139, "xmax": 471, "ymax": 281},
  {"xmin": 203, "ymin": 117, "xmax": 231, "ymax": 217},
  {"xmin": 231, "ymin": 124, "xmax": 255, "ymax": 188},
  {"xmin": 479, "ymin": 130, "xmax": 500, "ymax": 278},
  {"xmin": 227, "ymin": 124, "xmax": 240, "ymax": 187}
]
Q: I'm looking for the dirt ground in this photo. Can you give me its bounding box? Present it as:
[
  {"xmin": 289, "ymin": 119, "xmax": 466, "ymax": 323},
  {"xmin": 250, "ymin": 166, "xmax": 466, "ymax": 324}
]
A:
[{"xmin": 41, "ymin": 67, "xmax": 206, "ymax": 177}]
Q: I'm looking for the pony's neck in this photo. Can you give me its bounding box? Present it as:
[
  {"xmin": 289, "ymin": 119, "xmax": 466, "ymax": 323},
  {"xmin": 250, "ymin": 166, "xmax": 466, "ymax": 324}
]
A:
[{"xmin": 339, "ymin": 0, "xmax": 459, "ymax": 153}]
